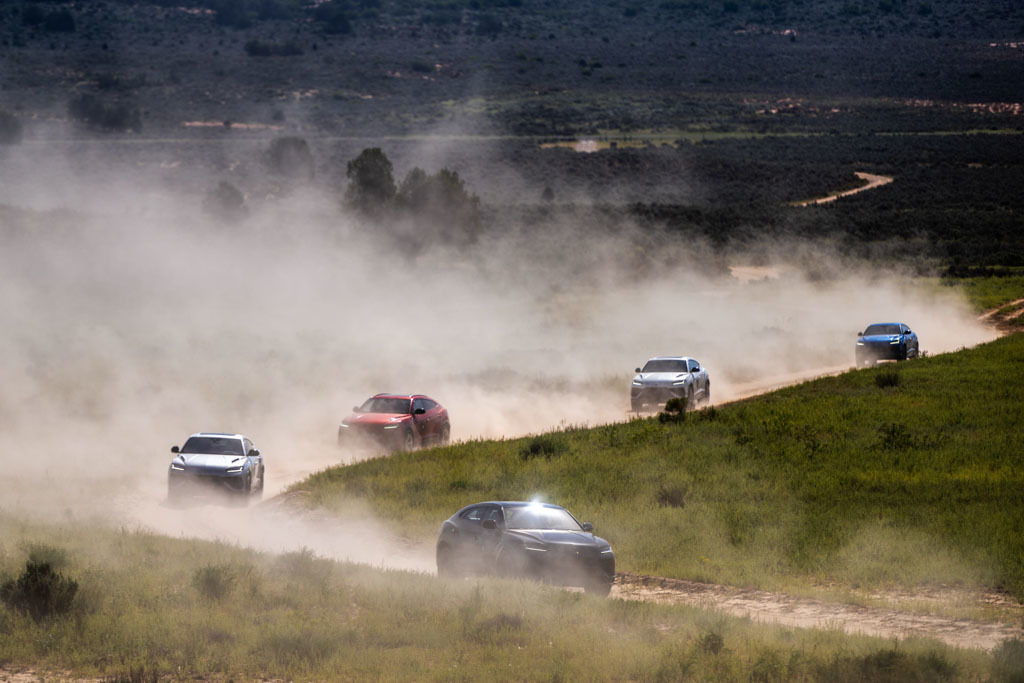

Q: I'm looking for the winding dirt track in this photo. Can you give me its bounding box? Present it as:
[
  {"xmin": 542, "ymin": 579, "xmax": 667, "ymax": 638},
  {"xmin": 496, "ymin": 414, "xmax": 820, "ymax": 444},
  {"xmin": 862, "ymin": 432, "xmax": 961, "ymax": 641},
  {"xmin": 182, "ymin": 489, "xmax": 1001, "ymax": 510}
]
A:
[{"xmin": 794, "ymin": 171, "xmax": 894, "ymax": 206}]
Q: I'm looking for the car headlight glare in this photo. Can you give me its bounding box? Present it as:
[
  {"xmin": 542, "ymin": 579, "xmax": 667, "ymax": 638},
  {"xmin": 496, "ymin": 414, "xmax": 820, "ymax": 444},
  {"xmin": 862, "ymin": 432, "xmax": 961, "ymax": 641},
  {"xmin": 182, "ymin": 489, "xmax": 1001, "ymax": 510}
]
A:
[
  {"xmin": 226, "ymin": 466, "xmax": 244, "ymax": 473},
  {"xmin": 856, "ymin": 341, "xmax": 864, "ymax": 346}
]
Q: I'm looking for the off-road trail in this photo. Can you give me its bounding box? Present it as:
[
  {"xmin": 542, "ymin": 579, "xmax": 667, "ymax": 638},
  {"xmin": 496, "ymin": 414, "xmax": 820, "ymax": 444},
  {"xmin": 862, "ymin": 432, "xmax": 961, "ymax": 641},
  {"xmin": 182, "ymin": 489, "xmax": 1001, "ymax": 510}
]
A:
[
  {"xmin": 613, "ymin": 573, "xmax": 1024, "ymax": 651},
  {"xmin": 795, "ymin": 171, "xmax": 894, "ymax": 206}
]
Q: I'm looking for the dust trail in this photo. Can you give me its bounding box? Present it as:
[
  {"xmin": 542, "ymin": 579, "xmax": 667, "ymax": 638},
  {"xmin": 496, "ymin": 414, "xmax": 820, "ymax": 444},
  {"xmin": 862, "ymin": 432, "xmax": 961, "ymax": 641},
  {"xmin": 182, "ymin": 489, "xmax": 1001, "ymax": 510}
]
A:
[{"xmin": 0, "ymin": 142, "xmax": 997, "ymax": 565}]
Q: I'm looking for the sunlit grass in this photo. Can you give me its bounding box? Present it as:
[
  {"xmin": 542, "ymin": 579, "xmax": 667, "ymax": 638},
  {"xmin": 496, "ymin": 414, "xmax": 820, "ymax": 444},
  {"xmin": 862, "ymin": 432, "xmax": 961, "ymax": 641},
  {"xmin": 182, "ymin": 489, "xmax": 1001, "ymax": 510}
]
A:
[
  {"xmin": 0, "ymin": 516, "xmax": 1002, "ymax": 680},
  {"xmin": 294, "ymin": 332, "xmax": 1024, "ymax": 603}
]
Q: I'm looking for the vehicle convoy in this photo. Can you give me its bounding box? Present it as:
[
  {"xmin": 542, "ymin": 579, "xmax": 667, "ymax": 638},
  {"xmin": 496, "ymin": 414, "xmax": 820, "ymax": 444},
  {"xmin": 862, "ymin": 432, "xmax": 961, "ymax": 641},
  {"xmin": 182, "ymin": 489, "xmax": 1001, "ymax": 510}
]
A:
[
  {"xmin": 435, "ymin": 501, "xmax": 615, "ymax": 596},
  {"xmin": 168, "ymin": 432, "xmax": 264, "ymax": 503},
  {"xmin": 856, "ymin": 322, "xmax": 919, "ymax": 365},
  {"xmin": 338, "ymin": 393, "xmax": 451, "ymax": 452},
  {"xmin": 630, "ymin": 356, "xmax": 710, "ymax": 412}
]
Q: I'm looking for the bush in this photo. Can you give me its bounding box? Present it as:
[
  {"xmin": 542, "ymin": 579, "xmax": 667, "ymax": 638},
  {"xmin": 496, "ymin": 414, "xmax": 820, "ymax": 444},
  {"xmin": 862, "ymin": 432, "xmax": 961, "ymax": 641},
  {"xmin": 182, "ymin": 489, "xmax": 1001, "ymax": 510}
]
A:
[
  {"xmin": 244, "ymin": 40, "xmax": 303, "ymax": 57},
  {"xmin": 0, "ymin": 110, "xmax": 23, "ymax": 145},
  {"xmin": 658, "ymin": 397, "xmax": 688, "ymax": 423},
  {"xmin": 396, "ymin": 166, "xmax": 481, "ymax": 244},
  {"xmin": 345, "ymin": 147, "xmax": 396, "ymax": 216},
  {"xmin": 265, "ymin": 136, "xmax": 314, "ymax": 179},
  {"xmin": 202, "ymin": 181, "xmax": 248, "ymax": 222},
  {"xmin": 519, "ymin": 434, "xmax": 566, "ymax": 461},
  {"xmin": 192, "ymin": 564, "xmax": 235, "ymax": 601},
  {"xmin": 874, "ymin": 368, "xmax": 901, "ymax": 388},
  {"xmin": 0, "ymin": 561, "xmax": 78, "ymax": 621},
  {"xmin": 67, "ymin": 94, "xmax": 141, "ymax": 132}
]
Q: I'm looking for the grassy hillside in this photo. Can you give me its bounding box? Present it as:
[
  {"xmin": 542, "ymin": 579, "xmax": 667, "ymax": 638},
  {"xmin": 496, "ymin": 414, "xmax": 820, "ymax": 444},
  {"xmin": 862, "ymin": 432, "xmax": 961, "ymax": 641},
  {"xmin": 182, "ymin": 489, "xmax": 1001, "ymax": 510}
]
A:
[
  {"xmin": 293, "ymin": 331, "xmax": 1024, "ymax": 599},
  {"xmin": 0, "ymin": 515, "xmax": 1005, "ymax": 681}
]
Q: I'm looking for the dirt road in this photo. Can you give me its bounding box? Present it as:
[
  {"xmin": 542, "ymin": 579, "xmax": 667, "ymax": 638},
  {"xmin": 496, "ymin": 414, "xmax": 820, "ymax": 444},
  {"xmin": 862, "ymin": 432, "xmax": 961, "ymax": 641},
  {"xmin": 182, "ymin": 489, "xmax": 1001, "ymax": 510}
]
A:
[
  {"xmin": 794, "ymin": 171, "xmax": 894, "ymax": 206},
  {"xmin": 613, "ymin": 573, "xmax": 1023, "ymax": 651}
]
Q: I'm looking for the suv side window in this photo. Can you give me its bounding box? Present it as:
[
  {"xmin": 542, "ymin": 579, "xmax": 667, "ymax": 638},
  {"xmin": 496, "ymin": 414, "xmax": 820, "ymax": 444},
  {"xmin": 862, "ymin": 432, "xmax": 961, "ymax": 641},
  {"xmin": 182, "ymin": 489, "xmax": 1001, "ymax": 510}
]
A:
[
  {"xmin": 461, "ymin": 507, "xmax": 485, "ymax": 523},
  {"xmin": 689, "ymin": 359, "xmax": 700, "ymax": 372},
  {"xmin": 243, "ymin": 438, "xmax": 254, "ymax": 455},
  {"xmin": 413, "ymin": 398, "xmax": 426, "ymax": 413}
]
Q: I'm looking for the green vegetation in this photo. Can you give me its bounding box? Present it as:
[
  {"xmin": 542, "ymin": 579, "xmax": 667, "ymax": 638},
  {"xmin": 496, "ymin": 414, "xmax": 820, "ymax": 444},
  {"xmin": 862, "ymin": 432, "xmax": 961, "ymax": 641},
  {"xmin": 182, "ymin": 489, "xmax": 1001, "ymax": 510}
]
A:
[
  {"xmin": 295, "ymin": 333, "xmax": 1024, "ymax": 599},
  {"xmin": 0, "ymin": 516, "xmax": 1006, "ymax": 681},
  {"xmin": 940, "ymin": 269, "xmax": 1024, "ymax": 312}
]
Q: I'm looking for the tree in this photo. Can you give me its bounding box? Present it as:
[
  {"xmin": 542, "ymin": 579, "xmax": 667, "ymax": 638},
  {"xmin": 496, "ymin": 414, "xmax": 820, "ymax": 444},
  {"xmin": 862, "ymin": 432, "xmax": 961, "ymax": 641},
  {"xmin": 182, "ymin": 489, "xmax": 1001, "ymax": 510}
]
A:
[
  {"xmin": 345, "ymin": 147, "xmax": 395, "ymax": 216},
  {"xmin": 265, "ymin": 136, "xmax": 314, "ymax": 179},
  {"xmin": 396, "ymin": 167, "xmax": 481, "ymax": 244}
]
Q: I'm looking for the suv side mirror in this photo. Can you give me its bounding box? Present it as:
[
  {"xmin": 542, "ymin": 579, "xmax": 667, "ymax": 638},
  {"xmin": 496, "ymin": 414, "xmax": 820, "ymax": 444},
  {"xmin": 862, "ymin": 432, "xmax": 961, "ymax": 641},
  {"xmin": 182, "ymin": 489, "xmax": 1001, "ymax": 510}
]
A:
[
  {"xmin": 482, "ymin": 519, "xmax": 497, "ymax": 530},
  {"xmin": 352, "ymin": 405, "xmax": 360, "ymax": 412},
  {"xmin": 171, "ymin": 446, "xmax": 179, "ymax": 454},
  {"xmin": 582, "ymin": 522, "xmax": 594, "ymax": 532},
  {"xmin": 634, "ymin": 367, "xmax": 641, "ymax": 373},
  {"xmin": 250, "ymin": 449, "xmax": 260, "ymax": 457}
]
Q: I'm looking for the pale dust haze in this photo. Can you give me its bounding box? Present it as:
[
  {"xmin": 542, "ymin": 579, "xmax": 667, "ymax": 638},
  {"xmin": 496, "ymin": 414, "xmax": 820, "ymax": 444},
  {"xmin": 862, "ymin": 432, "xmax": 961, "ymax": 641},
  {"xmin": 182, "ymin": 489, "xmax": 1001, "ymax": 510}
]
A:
[{"xmin": 0, "ymin": 141, "xmax": 997, "ymax": 568}]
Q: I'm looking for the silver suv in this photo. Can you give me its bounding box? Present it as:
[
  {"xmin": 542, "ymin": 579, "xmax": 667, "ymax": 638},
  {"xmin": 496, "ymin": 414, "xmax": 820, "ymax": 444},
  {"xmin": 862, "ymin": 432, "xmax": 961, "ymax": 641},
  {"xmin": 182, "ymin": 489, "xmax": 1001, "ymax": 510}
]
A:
[{"xmin": 630, "ymin": 356, "xmax": 710, "ymax": 412}]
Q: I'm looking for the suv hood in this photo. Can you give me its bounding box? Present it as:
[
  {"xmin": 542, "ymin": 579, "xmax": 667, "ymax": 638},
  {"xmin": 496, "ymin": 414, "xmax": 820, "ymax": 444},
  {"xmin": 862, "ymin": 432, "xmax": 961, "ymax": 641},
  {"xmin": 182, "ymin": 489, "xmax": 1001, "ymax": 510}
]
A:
[
  {"xmin": 634, "ymin": 371, "xmax": 689, "ymax": 384},
  {"xmin": 505, "ymin": 529, "xmax": 607, "ymax": 548},
  {"xmin": 173, "ymin": 453, "xmax": 247, "ymax": 470},
  {"xmin": 343, "ymin": 413, "xmax": 411, "ymax": 426}
]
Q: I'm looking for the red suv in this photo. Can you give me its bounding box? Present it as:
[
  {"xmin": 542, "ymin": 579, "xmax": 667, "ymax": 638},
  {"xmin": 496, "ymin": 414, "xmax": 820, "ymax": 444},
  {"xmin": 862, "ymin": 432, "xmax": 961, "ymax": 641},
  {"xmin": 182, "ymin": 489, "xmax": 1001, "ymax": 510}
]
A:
[{"xmin": 338, "ymin": 394, "xmax": 451, "ymax": 452}]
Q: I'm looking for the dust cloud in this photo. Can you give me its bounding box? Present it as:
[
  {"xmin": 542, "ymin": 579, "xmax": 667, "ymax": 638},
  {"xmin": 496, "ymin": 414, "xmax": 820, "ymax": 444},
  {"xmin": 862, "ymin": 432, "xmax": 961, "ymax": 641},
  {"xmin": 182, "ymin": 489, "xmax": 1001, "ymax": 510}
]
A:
[{"xmin": 0, "ymin": 140, "xmax": 996, "ymax": 567}]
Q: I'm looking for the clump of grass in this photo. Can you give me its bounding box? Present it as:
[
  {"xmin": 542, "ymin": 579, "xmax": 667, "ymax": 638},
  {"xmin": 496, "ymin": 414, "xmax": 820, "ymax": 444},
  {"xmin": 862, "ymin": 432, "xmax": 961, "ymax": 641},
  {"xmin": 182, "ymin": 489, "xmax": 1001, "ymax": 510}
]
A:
[
  {"xmin": 191, "ymin": 564, "xmax": 235, "ymax": 601},
  {"xmin": 0, "ymin": 560, "xmax": 78, "ymax": 621},
  {"xmin": 520, "ymin": 434, "xmax": 566, "ymax": 460},
  {"xmin": 874, "ymin": 368, "xmax": 901, "ymax": 388},
  {"xmin": 656, "ymin": 485, "xmax": 687, "ymax": 508},
  {"xmin": 699, "ymin": 631, "xmax": 724, "ymax": 654},
  {"xmin": 876, "ymin": 422, "xmax": 916, "ymax": 450}
]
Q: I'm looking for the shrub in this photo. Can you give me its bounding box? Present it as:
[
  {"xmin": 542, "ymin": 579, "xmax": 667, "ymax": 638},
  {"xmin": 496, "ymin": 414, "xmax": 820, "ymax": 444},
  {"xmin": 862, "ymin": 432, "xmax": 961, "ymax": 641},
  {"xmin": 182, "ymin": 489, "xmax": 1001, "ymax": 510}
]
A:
[
  {"xmin": 0, "ymin": 110, "xmax": 23, "ymax": 145},
  {"xmin": 67, "ymin": 94, "xmax": 141, "ymax": 132},
  {"xmin": 0, "ymin": 561, "xmax": 78, "ymax": 621},
  {"xmin": 876, "ymin": 422, "xmax": 915, "ymax": 450},
  {"xmin": 874, "ymin": 368, "xmax": 901, "ymax": 388},
  {"xmin": 192, "ymin": 564, "xmax": 235, "ymax": 601},
  {"xmin": 202, "ymin": 181, "xmax": 248, "ymax": 222},
  {"xmin": 244, "ymin": 40, "xmax": 303, "ymax": 57},
  {"xmin": 345, "ymin": 147, "xmax": 396, "ymax": 216},
  {"xmin": 265, "ymin": 136, "xmax": 314, "ymax": 179},
  {"xmin": 519, "ymin": 434, "xmax": 566, "ymax": 461},
  {"xmin": 396, "ymin": 166, "xmax": 481, "ymax": 245},
  {"xmin": 655, "ymin": 485, "xmax": 686, "ymax": 508},
  {"xmin": 658, "ymin": 397, "xmax": 687, "ymax": 423}
]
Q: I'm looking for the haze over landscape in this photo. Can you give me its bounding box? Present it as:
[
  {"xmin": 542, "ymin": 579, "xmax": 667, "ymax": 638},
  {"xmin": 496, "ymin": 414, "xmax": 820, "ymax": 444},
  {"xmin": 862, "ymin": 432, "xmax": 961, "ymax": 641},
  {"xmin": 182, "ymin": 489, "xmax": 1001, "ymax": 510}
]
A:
[{"xmin": 1, "ymin": 0, "xmax": 1023, "ymax": 678}]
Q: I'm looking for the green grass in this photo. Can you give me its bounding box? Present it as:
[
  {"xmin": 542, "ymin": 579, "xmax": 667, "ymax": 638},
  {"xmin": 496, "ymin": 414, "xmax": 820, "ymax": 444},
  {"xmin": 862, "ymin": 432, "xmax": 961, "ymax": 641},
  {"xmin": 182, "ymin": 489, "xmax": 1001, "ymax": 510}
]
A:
[
  {"xmin": 939, "ymin": 270, "xmax": 1024, "ymax": 312},
  {"xmin": 0, "ymin": 516, "xmax": 1004, "ymax": 681},
  {"xmin": 294, "ymin": 333, "xmax": 1024, "ymax": 600}
]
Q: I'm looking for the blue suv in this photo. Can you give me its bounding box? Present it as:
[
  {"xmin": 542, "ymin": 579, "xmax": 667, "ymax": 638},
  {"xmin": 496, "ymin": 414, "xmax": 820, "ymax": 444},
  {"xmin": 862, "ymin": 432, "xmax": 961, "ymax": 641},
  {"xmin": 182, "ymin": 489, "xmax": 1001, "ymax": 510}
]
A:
[{"xmin": 856, "ymin": 323, "xmax": 919, "ymax": 365}]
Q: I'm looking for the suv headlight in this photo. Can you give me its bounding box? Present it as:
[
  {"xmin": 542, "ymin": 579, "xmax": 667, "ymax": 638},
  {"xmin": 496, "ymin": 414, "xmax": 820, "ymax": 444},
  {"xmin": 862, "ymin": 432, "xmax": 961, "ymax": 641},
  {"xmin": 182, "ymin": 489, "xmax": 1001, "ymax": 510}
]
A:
[
  {"xmin": 672, "ymin": 380, "xmax": 686, "ymax": 386},
  {"xmin": 226, "ymin": 466, "xmax": 244, "ymax": 473},
  {"xmin": 631, "ymin": 379, "xmax": 642, "ymax": 386},
  {"xmin": 523, "ymin": 542, "xmax": 547, "ymax": 552},
  {"xmin": 170, "ymin": 463, "xmax": 184, "ymax": 471}
]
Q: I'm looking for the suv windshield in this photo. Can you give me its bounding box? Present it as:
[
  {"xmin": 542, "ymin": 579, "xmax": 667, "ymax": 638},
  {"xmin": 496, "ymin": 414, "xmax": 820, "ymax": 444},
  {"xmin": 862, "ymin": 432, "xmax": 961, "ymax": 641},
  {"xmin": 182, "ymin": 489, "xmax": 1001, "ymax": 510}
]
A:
[
  {"xmin": 503, "ymin": 506, "xmax": 582, "ymax": 531},
  {"xmin": 641, "ymin": 359, "xmax": 687, "ymax": 373},
  {"xmin": 358, "ymin": 397, "xmax": 411, "ymax": 414},
  {"xmin": 181, "ymin": 437, "xmax": 244, "ymax": 455},
  {"xmin": 864, "ymin": 324, "xmax": 902, "ymax": 336}
]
